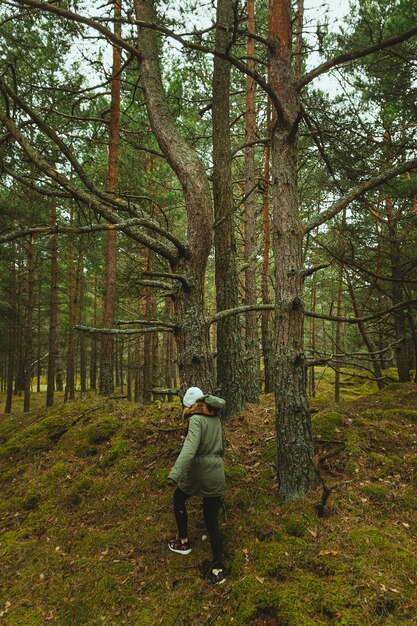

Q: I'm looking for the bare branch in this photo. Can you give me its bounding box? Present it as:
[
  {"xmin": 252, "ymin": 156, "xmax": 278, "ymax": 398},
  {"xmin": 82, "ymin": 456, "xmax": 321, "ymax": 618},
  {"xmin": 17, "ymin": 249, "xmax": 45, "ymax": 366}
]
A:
[
  {"xmin": 302, "ymin": 264, "xmax": 330, "ymax": 278},
  {"xmin": 74, "ymin": 324, "xmax": 173, "ymax": 335},
  {"xmin": 300, "ymin": 25, "xmax": 417, "ymax": 88},
  {"xmin": 305, "ymin": 297, "xmax": 417, "ymax": 324},
  {"xmin": 0, "ymin": 219, "xmax": 170, "ymax": 244},
  {"xmin": 304, "ymin": 157, "xmax": 417, "ymax": 233},
  {"xmin": 208, "ymin": 297, "xmax": 417, "ymax": 325},
  {"xmin": 0, "ymin": 108, "xmax": 181, "ymax": 262},
  {"xmin": 116, "ymin": 319, "xmax": 177, "ymax": 329}
]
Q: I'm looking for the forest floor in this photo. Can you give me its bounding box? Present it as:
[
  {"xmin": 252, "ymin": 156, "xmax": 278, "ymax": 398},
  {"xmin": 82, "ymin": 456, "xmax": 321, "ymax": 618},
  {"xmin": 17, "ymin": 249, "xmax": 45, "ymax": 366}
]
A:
[{"xmin": 1, "ymin": 372, "xmax": 417, "ymax": 625}]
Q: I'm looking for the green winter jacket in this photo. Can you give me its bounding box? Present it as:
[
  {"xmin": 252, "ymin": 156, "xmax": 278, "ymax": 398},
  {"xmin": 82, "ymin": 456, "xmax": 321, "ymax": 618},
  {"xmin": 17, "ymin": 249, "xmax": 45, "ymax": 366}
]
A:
[{"xmin": 168, "ymin": 412, "xmax": 225, "ymax": 497}]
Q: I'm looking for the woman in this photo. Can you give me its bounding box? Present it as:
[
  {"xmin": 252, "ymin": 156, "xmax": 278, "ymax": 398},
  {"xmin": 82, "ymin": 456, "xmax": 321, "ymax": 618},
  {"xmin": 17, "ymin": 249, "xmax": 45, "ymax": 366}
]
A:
[{"xmin": 167, "ymin": 386, "xmax": 227, "ymax": 585}]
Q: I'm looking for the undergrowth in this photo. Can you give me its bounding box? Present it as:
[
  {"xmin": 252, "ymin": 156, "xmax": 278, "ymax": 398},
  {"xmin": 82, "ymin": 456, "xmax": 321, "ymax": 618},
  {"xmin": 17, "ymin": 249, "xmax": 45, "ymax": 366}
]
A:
[{"xmin": 0, "ymin": 375, "xmax": 417, "ymax": 625}]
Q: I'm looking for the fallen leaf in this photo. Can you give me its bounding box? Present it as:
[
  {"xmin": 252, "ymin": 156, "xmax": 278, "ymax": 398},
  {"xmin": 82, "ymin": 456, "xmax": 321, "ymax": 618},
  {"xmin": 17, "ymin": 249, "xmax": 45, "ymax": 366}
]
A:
[
  {"xmin": 256, "ymin": 576, "xmax": 265, "ymax": 584},
  {"xmin": 318, "ymin": 550, "xmax": 338, "ymax": 557}
]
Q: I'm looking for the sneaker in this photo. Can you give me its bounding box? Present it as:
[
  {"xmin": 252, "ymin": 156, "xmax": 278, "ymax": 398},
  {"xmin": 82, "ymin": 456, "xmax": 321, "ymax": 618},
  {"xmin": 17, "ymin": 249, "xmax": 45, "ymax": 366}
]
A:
[
  {"xmin": 168, "ymin": 538, "xmax": 192, "ymax": 555},
  {"xmin": 207, "ymin": 568, "xmax": 226, "ymax": 585}
]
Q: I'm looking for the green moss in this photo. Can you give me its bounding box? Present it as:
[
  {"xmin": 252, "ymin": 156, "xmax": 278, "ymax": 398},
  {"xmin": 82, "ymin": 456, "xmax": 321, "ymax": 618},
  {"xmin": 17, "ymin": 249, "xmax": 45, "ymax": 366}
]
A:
[
  {"xmin": 56, "ymin": 597, "xmax": 96, "ymax": 626},
  {"xmin": 367, "ymin": 452, "xmax": 403, "ymax": 476},
  {"xmin": 2, "ymin": 607, "xmax": 45, "ymax": 625},
  {"xmin": 21, "ymin": 491, "xmax": 42, "ymax": 511},
  {"xmin": 225, "ymin": 464, "xmax": 247, "ymax": 485},
  {"xmin": 254, "ymin": 540, "xmax": 297, "ymax": 579},
  {"xmin": 264, "ymin": 441, "xmax": 277, "ymax": 464},
  {"xmin": 71, "ymin": 528, "xmax": 121, "ymax": 554},
  {"xmin": 83, "ymin": 416, "xmax": 120, "ymax": 444},
  {"xmin": 362, "ymin": 484, "xmax": 390, "ymax": 503},
  {"xmin": 100, "ymin": 435, "xmax": 127, "ymax": 466},
  {"xmin": 345, "ymin": 431, "xmax": 362, "ymax": 456},
  {"xmin": 347, "ymin": 527, "xmax": 390, "ymax": 553},
  {"xmin": 285, "ymin": 514, "xmax": 307, "ymax": 538},
  {"xmin": 362, "ymin": 408, "xmax": 417, "ymax": 422},
  {"xmin": 312, "ymin": 410, "xmax": 345, "ymax": 439},
  {"xmin": 0, "ymin": 413, "xmax": 70, "ymax": 457},
  {"xmin": 73, "ymin": 442, "xmax": 99, "ymax": 457},
  {"xmin": 122, "ymin": 417, "xmax": 150, "ymax": 441}
]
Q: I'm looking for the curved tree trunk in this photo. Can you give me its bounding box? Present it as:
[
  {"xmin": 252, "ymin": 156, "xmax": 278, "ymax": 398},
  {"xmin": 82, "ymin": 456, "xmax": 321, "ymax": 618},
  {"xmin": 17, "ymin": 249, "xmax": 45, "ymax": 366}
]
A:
[{"xmin": 135, "ymin": 0, "xmax": 214, "ymax": 391}]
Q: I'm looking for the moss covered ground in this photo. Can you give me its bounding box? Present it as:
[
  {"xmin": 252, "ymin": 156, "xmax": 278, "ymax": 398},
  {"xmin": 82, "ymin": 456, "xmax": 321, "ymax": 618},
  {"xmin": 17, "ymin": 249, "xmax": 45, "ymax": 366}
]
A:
[{"xmin": 0, "ymin": 373, "xmax": 417, "ymax": 625}]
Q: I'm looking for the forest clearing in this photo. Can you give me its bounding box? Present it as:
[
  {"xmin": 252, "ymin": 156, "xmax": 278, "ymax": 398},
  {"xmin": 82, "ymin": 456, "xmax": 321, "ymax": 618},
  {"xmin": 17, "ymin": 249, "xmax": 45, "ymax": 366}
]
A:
[{"xmin": 1, "ymin": 375, "xmax": 417, "ymax": 624}]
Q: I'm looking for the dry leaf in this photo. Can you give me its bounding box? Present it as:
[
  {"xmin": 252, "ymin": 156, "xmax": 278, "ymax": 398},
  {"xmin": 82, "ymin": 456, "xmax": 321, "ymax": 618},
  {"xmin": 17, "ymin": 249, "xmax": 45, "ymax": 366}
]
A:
[
  {"xmin": 256, "ymin": 576, "xmax": 265, "ymax": 584},
  {"xmin": 318, "ymin": 550, "xmax": 338, "ymax": 557}
]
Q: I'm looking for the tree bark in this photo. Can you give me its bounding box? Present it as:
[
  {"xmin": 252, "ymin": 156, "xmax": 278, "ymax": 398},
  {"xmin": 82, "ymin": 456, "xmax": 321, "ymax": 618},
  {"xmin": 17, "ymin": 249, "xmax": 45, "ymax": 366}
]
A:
[
  {"xmin": 46, "ymin": 203, "xmax": 58, "ymax": 407},
  {"xmin": 269, "ymin": 0, "xmax": 318, "ymax": 501},
  {"xmin": 65, "ymin": 208, "xmax": 76, "ymax": 402},
  {"xmin": 261, "ymin": 99, "xmax": 273, "ymax": 393},
  {"xmin": 100, "ymin": 0, "xmax": 122, "ymax": 395},
  {"xmin": 135, "ymin": 0, "xmax": 214, "ymax": 392},
  {"xmin": 212, "ymin": 0, "xmax": 245, "ymax": 414},
  {"xmin": 244, "ymin": 0, "xmax": 260, "ymax": 403},
  {"xmin": 385, "ymin": 193, "xmax": 410, "ymax": 382},
  {"xmin": 4, "ymin": 248, "xmax": 16, "ymax": 414},
  {"xmin": 23, "ymin": 235, "xmax": 35, "ymax": 412}
]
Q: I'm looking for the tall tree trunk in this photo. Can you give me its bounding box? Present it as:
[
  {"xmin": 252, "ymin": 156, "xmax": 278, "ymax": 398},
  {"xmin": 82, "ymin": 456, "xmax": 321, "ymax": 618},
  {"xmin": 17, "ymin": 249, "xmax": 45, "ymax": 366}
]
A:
[
  {"xmin": 36, "ymin": 270, "xmax": 42, "ymax": 392},
  {"xmin": 212, "ymin": 0, "xmax": 245, "ymax": 413},
  {"xmin": 100, "ymin": 0, "xmax": 122, "ymax": 395},
  {"xmin": 135, "ymin": 0, "xmax": 214, "ymax": 392},
  {"xmin": 309, "ymin": 273, "xmax": 317, "ymax": 397},
  {"xmin": 334, "ymin": 267, "xmax": 344, "ymax": 403},
  {"xmin": 127, "ymin": 336, "xmax": 132, "ymax": 401},
  {"xmin": 269, "ymin": 0, "xmax": 318, "ymax": 501},
  {"xmin": 244, "ymin": 0, "xmax": 260, "ymax": 403},
  {"xmin": 4, "ymin": 248, "xmax": 16, "ymax": 414},
  {"xmin": 386, "ymin": 197, "xmax": 410, "ymax": 382},
  {"xmin": 142, "ymin": 253, "xmax": 154, "ymax": 403},
  {"xmin": 23, "ymin": 235, "xmax": 35, "ymax": 412},
  {"xmin": 90, "ymin": 274, "xmax": 98, "ymax": 390},
  {"xmin": 46, "ymin": 202, "xmax": 58, "ymax": 407},
  {"xmin": 383, "ymin": 130, "xmax": 410, "ymax": 382},
  {"xmin": 261, "ymin": 99, "xmax": 273, "ymax": 393},
  {"xmin": 65, "ymin": 209, "xmax": 76, "ymax": 402}
]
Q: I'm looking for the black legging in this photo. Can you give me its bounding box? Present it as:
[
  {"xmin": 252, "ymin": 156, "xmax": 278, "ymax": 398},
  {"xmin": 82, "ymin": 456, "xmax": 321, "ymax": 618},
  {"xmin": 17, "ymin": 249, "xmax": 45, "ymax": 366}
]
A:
[{"xmin": 173, "ymin": 487, "xmax": 224, "ymax": 569}]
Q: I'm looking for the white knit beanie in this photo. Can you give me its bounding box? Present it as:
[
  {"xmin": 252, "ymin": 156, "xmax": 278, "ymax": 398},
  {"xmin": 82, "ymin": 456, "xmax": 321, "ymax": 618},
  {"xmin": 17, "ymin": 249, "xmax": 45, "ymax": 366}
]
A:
[{"xmin": 182, "ymin": 386, "xmax": 204, "ymax": 407}]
